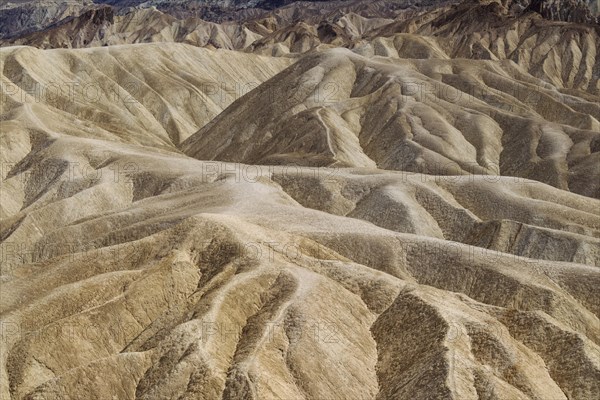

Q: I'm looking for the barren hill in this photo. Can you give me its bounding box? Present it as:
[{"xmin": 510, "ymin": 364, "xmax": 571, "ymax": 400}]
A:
[
  {"xmin": 183, "ymin": 48, "xmax": 600, "ymax": 197},
  {"xmin": 1, "ymin": 1, "xmax": 599, "ymax": 399}
]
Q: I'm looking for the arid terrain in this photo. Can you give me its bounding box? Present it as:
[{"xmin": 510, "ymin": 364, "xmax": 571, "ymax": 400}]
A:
[{"xmin": 1, "ymin": 0, "xmax": 599, "ymax": 399}]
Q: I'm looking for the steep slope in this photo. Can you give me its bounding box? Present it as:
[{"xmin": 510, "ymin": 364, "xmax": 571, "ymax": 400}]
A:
[
  {"xmin": 0, "ymin": 43, "xmax": 292, "ymax": 151},
  {"xmin": 1, "ymin": 2, "xmax": 599, "ymax": 400},
  {"xmin": 367, "ymin": 0, "xmax": 600, "ymax": 93},
  {"xmin": 525, "ymin": 0, "xmax": 598, "ymax": 24},
  {"xmin": 0, "ymin": 0, "xmax": 95, "ymax": 40},
  {"xmin": 0, "ymin": 6, "xmax": 265, "ymax": 50},
  {"xmin": 101, "ymin": 0, "xmax": 448, "ymax": 23},
  {"xmin": 4, "ymin": 0, "xmax": 597, "ymax": 98},
  {"xmin": 1, "ymin": 131, "xmax": 599, "ymax": 399},
  {"xmin": 183, "ymin": 48, "xmax": 600, "ymax": 198}
]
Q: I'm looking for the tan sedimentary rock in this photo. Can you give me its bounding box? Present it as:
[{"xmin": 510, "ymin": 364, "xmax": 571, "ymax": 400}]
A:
[{"xmin": 1, "ymin": 1, "xmax": 599, "ymax": 398}]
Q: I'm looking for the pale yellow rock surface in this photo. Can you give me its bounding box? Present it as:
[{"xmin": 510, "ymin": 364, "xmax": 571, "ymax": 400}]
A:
[
  {"xmin": 0, "ymin": 3, "xmax": 599, "ymax": 399},
  {"xmin": 183, "ymin": 48, "xmax": 600, "ymax": 198}
]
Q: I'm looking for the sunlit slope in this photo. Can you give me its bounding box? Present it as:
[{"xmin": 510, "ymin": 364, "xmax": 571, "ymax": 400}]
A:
[
  {"xmin": 1, "ymin": 135, "xmax": 598, "ymax": 399},
  {"xmin": 0, "ymin": 43, "xmax": 292, "ymax": 149},
  {"xmin": 1, "ymin": 6, "xmax": 600, "ymax": 399},
  {"xmin": 183, "ymin": 48, "xmax": 600, "ymax": 198}
]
